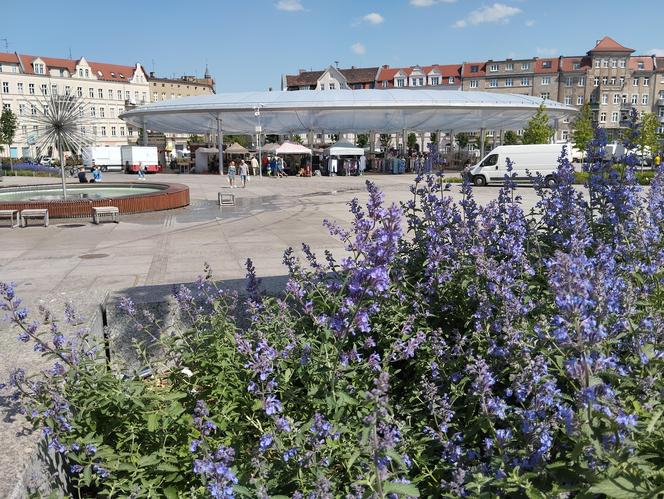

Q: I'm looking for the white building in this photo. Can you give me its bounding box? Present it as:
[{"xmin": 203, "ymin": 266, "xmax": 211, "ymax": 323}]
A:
[{"xmin": 0, "ymin": 52, "xmax": 149, "ymax": 159}]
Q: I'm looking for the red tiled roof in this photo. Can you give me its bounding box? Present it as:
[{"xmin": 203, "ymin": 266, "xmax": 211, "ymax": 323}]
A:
[
  {"xmin": 462, "ymin": 62, "xmax": 486, "ymax": 77},
  {"xmin": 589, "ymin": 36, "xmax": 634, "ymax": 53},
  {"xmin": 657, "ymin": 57, "xmax": 664, "ymax": 73},
  {"xmin": 534, "ymin": 58, "xmax": 559, "ymax": 74},
  {"xmin": 285, "ymin": 67, "xmax": 378, "ymax": 88},
  {"xmin": 559, "ymin": 56, "xmax": 591, "ymax": 72},
  {"xmin": 628, "ymin": 56, "xmax": 654, "ymax": 72},
  {"xmin": 377, "ymin": 64, "xmax": 461, "ymax": 81},
  {"xmin": 0, "ymin": 52, "xmax": 19, "ymax": 64},
  {"xmin": 89, "ymin": 61, "xmax": 144, "ymax": 82}
]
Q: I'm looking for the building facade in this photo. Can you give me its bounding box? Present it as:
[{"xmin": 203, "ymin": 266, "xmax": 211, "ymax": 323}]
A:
[
  {"xmin": 282, "ymin": 65, "xmax": 379, "ymax": 91},
  {"xmin": 0, "ymin": 52, "xmax": 149, "ymax": 159}
]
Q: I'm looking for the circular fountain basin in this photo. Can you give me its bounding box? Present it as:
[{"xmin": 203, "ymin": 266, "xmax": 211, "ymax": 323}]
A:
[{"xmin": 0, "ymin": 182, "xmax": 190, "ymax": 218}]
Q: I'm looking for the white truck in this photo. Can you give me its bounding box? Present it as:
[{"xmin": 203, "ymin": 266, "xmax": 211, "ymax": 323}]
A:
[
  {"xmin": 82, "ymin": 146, "xmax": 123, "ymax": 172},
  {"xmin": 468, "ymin": 144, "xmax": 572, "ymax": 187},
  {"xmin": 120, "ymin": 146, "xmax": 161, "ymax": 174}
]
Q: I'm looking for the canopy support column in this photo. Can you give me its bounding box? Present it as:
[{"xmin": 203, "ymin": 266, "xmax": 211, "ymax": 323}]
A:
[
  {"xmin": 217, "ymin": 115, "xmax": 224, "ymax": 175},
  {"xmin": 402, "ymin": 128, "xmax": 406, "ymax": 156},
  {"xmin": 141, "ymin": 117, "xmax": 148, "ymax": 146},
  {"xmin": 479, "ymin": 128, "xmax": 486, "ymax": 158}
]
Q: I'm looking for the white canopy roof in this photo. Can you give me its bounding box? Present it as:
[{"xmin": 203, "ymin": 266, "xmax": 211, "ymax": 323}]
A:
[
  {"xmin": 120, "ymin": 89, "xmax": 576, "ymax": 134},
  {"xmin": 276, "ymin": 142, "xmax": 312, "ymax": 155},
  {"xmin": 324, "ymin": 141, "xmax": 364, "ymax": 156}
]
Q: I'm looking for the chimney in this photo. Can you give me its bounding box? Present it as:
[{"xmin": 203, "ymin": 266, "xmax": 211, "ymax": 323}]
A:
[
  {"xmin": 382, "ymin": 64, "xmax": 389, "ymax": 69},
  {"xmin": 351, "ymin": 65, "xmax": 356, "ymax": 69},
  {"xmin": 149, "ymin": 71, "xmax": 155, "ymax": 78},
  {"xmin": 298, "ymin": 69, "xmax": 306, "ymax": 74}
]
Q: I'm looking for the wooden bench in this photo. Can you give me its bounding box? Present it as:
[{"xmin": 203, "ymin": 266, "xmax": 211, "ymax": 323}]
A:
[
  {"xmin": 0, "ymin": 209, "xmax": 19, "ymax": 228},
  {"xmin": 20, "ymin": 209, "xmax": 49, "ymax": 227},
  {"xmin": 93, "ymin": 206, "xmax": 120, "ymax": 224},
  {"xmin": 218, "ymin": 192, "xmax": 235, "ymax": 206}
]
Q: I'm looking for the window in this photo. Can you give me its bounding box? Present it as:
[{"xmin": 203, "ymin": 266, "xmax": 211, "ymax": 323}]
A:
[
  {"xmin": 153, "ymin": 93, "xmax": 158, "ymax": 102},
  {"xmin": 34, "ymin": 63, "xmax": 44, "ymax": 74},
  {"xmin": 78, "ymin": 68, "xmax": 83, "ymax": 77},
  {"xmin": 541, "ymin": 92, "xmax": 550, "ymax": 99},
  {"xmin": 631, "ymin": 94, "xmax": 638, "ymax": 105},
  {"xmin": 611, "ymin": 112, "xmax": 619, "ymax": 122},
  {"xmin": 594, "ymin": 59, "xmax": 601, "ymax": 68},
  {"xmin": 610, "ymin": 59, "xmax": 617, "ymax": 68},
  {"xmin": 31, "ymin": 105, "xmax": 37, "ymax": 115},
  {"xmin": 542, "ymin": 61, "xmax": 552, "ymax": 69},
  {"xmin": 327, "ymin": 83, "xmax": 336, "ymax": 90},
  {"xmin": 120, "ymin": 127, "xmax": 125, "ymax": 136},
  {"xmin": 100, "ymin": 107, "xmax": 105, "ymax": 118},
  {"xmin": 91, "ymin": 106, "xmax": 96, "ymax": 117},
  {"xmin": 610, "ymin": 77, "xmax": 616, "ymax": 85},
  {"xmin": 125, "ymin": 90, "xmax": 130, "ymax": 100},
  {"xmin": 470, "ymin": 65, "xmax": 479, "ymax": 73},
  {"xmin": 117, "ymin": 90, "xmax": 122, "ymax": 100},
  {"xmin": 578, "ymin": 77, "xmax": 585, "ymax": 87},
  {"xmin": 541, "ymin": 76, "xmax": 550, "ymax": 85},
  {"xmin": 98, "ymin": 88, "xmax": 103, "ymax": 98},
  {"xmin": 573, "ymin": 62, "xmax": 581, "ymax": 70},
  {"xmin": 520, "ymin": 77, "xmax": 529, "ymax": 86},
  {"xmin": 638, "ymin": 61, "xmax": 645, "ymax": 70},
  {"xmin": 505, "ymin": 78, "xmax": 513, "ymax": 87},
  {"xmin": 480, "ymin": 154, "xmax": 498, "ymax": 167},
  {"xmin": 81, "ymin": 126, "xmax": 86, "ymax": 135},
  {"xmin": 65, "ymin": 85, "xmax": 71, "ymax": 95},
  {"xmin": 431, "ymin": 76, "xmax": 439, "ymax": 85},
  {"xmin": 489, "ymin": 79, "xmax": 497, "ymax": 88},
  {"xmin": 505, "ymin": 63, "xmax": 513, "ymax": 71},
  {"xmin": 577, "ymin": 96, "xmax": 584, "ymax": 105},
  {"xmin": 601, "ymin": 94, "xmax": 608, "ymax": 104},
  {"xmin": 17, "ymin": 82, "xmax": 23, "ymax": 94},
  {"xmin": 620, "ymin": 76, "xmax": 625, "ymax": 86},
  {"xmin": 622, "ymin": 94, "xmax": 627, "ymax": 103},
  {"xmin": 92, "ymin": 126, "xmax": 97, "ymax": 136},
  {"xmin": 51, "ymin": 84, "xmax": 57, "ymax": 95},
  {"xmin": 521, "ymin": 62, "xmax": 530, "ymax": 70},
  {"xmin": 601, "ymin": 59, "xmax": 608, "ymax": 68},
  {"xmin": 107, "ymin": 89, "xmax": 113, "ymax": 99},
  {"xmin": 600, "ymin": 112, "xmax": 607, "ymax": 122},
  {"xmin": 101, "ymin": 126, "xmax": 106, "ymax": 136},
  {"xmin": 1, "ymin": 82, "xmax": 8, "ymax": 93},
  {"xmin": 564, "ymin": 95, "xmax": 572, "ymax": 105},
  {"xmin": 613, "ymin": 94, "xmax": 620, "ymax": 104},
  {"xmin": 566, "ymin": 77, "xmax": 573, "ymax": 87},
  {"xmin": 562, "ymin": 130, "xmax": 569, "ymax": 141},
  {"xmin": 40, "ymin": 84, "xmax": 47, "ymax": 95},
  {"xmin": 85, "ymin": 69, "xmax": 89, "ymax": 78},
  {"xmin": 89, "ymin": 88, "xmax": 94, "ymax": 98},
  {"xmin": 619, "ymin": 59, "xmax": 626, "ymax": 68},
  {"xmin": 633, "ymin": 78, "xmax": 639, "ymax": 86},
  {"xmin": 644, "ymin": 77, "xmax": 649, "ymax": 86},
  {"xmin": 21, "ymin": 125, "xmax": 27, "ymax": 136},
  {"xmin": 602, "ymin": 76, "xmax": 608, "ymax": 85},
  {"xmin": 19, "ymin": 104, "xmax": 25, "ymax": 115},
  {"xmin": 448, "ymin": 76, "xmax": 454, "ymax": 84},
  {"xmin": 1, "ymin": 103, "xmax": 9, "ymax": 111},
  {"xmin": 128, "ymin": 126, "xmax": 133, "ymax": 136},
  {"xmin": 593, "ymin": 77, "xmax": 599, "ymax": 87},
  {"xmin": 489, "ymin": 64, "xmax": 498, "ymax": 72},
  {"xmin": 642, "ymin": 94, "xmax": 649, "ymax": 105},
  {"xmin": 469, "ymin": 79, "xmax": 478, "ymax": 88},
  {"xmin": 111, "ymin": 126, "xmax": 116, "ymax": 136},
  {"xmin": 161, "ymin": 92, "xmax": 166, "ymax": 99},
  {"xmin": 396, "ymin": 79, "xmax": 404, "ymax": 88}
]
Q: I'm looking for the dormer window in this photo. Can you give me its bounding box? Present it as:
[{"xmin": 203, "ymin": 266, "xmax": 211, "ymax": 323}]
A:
[
  {"xmin": 78, "ymin": 68, "xmax": 83, "ymax": 77},
  {"xmin": 470, "ymin": 65, "xmax": 479, "ymax": 73},
  {"xmin": 573, "ymin": 62, "xmax": 581, "ymax": 70},
  {"xmin": 638, "ymin": 61, "xmax": 645, "ymax": 70},
  {"xmin": 542, "ymin": 61, "xmax": 552, "ymax": 69},
  {"xmin": 34, "ymin": 63, "xmax": 45, "ymax": 75},
  {"xmin": 85, "ymin": 69, "xmax": 89, "ymax": 77}
]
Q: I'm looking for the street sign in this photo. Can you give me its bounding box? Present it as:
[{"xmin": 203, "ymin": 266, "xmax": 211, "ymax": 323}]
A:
[{"xmin": 255, "ymin": 125, "xmax": 262, "ymax": 133}]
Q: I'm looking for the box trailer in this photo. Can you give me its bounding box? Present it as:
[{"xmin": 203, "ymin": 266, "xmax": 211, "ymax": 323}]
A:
[
  {"xmin": 120, "ymin": 146, "xmax": 161, "ymax": 174},
  {"xmin": 82, "ymin": 146, "xmax": 123, "ymax": 171}
]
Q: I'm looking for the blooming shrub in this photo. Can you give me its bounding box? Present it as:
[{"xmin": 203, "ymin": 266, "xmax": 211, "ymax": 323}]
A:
[{"xmin": 2, "ymin": 122, "xmax": 664, "ymax": 497}]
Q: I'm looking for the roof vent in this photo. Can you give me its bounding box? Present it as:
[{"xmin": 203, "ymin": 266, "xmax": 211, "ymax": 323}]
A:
[
  {"xmin": 111, "ymin": 72, "xmax": 115, "ymax": 77},
  {"xmin": 120, "ymin": 74, "xmax": 125, "ymax": 79},
  {"xmin": 97, "ymin": 70, "xmax": 102, "ymax": 77}
]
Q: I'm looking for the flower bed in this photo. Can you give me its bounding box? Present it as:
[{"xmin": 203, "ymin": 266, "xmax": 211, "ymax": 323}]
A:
[{"xmin": 1, "ymin": 123, "xmax": 663, "ymax": 497}]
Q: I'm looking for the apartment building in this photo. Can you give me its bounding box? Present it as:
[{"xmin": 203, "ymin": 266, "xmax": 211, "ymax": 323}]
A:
[
  {"xmin": 282, "ymin": 65, "xmax": 379, "ymax": 91},
  {"xmin": 0, "ymin": 52, "xmax": 149, "ymax": 159}
]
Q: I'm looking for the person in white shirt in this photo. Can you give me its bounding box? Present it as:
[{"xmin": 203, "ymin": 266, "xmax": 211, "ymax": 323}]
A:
[{"xmin": 250, "ymin": 155, "xmax": 259, "ymax": 176}]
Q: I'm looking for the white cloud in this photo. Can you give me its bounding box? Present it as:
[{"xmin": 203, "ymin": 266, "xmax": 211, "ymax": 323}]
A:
[
  {"xmin": 536, "ymin": 47, "xmax": 558, "ymax": 56},
  {"xmin": 410, "ymin": 0, "xmax": 456, "ymax": 7},
  {"xmin": 351, "ymin": 42, "xmax": 366, "ymax": 55},
  {"xmin": 525, "ymin": 19, "xmax": 535, "ymax": 27},
  {"xmin": 453, "ymin": 3, "xmax": 522, "ymax": 28},
  {"xmin": 649, "ymin": 48, "xmax": 664, "ymax": 56},
  {"xmin": 276, "ymin": 0, "xmax": 304, "ymax": 11},
  {"xmin": 362, "ymin": 12, "xmax": 385, "ymax": 24}
]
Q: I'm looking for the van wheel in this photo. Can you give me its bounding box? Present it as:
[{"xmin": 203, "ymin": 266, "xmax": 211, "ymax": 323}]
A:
[
  {"xmin": 473, "ymin": 175, "xmax": 486, "ymax": 187},
  {"xmin": 545, "ymin": 176, "xmax": 557, "ymax": 188},
  {"xmin": 101, "ymin": 166, "xmax": 108, "ymax": 172}
]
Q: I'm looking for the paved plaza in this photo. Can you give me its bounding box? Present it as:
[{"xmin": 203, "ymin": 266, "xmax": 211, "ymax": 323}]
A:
[{"xmin": 0, "ymin": 171, "xmax": 549, "ymax": 496}]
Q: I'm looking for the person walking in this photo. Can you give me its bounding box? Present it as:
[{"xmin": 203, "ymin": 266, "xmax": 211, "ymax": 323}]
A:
[
  {"xmin": 250, "ymin": 155, "xmax": 259, "ymax": 176},
  {"xmin": 92, "ymin": 166, "xmax": 102, "ymax": 183},
  {"xmin": 239, "ymin": 159, "xmax": 249, "ymax": 188},
  {"xmin": 137, "ymin": 163, "xmax": 145, "ymax": 180},
  {"xmin": 228, "ymin": 161, "xmax": 237, "ymax": 188}
]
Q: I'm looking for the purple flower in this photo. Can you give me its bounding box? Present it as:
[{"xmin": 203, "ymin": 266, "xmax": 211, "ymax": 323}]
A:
[
  {"xmin": 263, "ymin": 395, "xmax": 283, "ymax": 416},
  {"xmin": 258, "ymin": 433, "xmax": 273, "ymax": 453}
]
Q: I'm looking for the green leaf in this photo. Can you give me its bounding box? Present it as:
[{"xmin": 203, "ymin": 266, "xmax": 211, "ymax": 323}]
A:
[
  {"xmin": 138, "ymin": 454, "xmax": 161, "ymax": 467},
  {"xmin": 382, "ymin": 481, "xmax": 420, "ymax": 497},
  {"xmin": 588, "ymin": 477, "xmax": 648, "ymax": 498},
  {"xmin": 646, "ymin": 408, "xmax": 663, "ymax": 434},
  {"xmin": 337, "ymin": 391, "xmax": 358, "ymax": 406},
  {"xmin": 157, "ymin": 463, "xmax": 180, "ymax": 472},
  {"xmin": 164, "ymin": 487, "xmax": 179, "ymax": 499},
  {"xmin": 147, "ymin": 413, "xmax": 159, "ymax": 432},
  {"xmin": 346, "ymin": 449, "xmax": 361, "ymax": 470}
]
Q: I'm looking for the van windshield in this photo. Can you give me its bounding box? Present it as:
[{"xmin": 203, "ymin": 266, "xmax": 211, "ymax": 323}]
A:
[{"xmin": 480, "ymin": 154, "xmax": 498, "ymax": 167}]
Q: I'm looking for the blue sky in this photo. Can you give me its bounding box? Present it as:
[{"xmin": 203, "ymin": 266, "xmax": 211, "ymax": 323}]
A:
[{"xmin": 3, "ymin": 0, "xmax": 663, "ymax": 92}]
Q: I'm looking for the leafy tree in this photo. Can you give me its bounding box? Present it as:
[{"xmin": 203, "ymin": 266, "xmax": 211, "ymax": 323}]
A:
[
  {"xmin": 265, "ymin": 134, "xmax": 280, "ymax": 144},
  {"xmin": 503, "ymin": 130, "xmax": 519, "ymax": 145},
  {"xmin": 407, "ymin": 132, "xmax": 419, "ymax": 152},
  {"xmin": 522, "ymin": 104, "xmax": 554, "ymax": 144},
  {"xmin": 356, "ymin": 134, "xmax": 369, "ymax": 148},
  {"xmin": 430, "ymin": 132, "xmax": 438, "ymax": 145},
  {"xmin": 637, "ymin": 112, "xmax": 659, "ymax": 169},
  {"xmin": 224, "ymin": 135, "xmax": 250, "ymax": 147},
  {"xmin": 572, "ymin": 103, "xmax": 593, "ymax": 162},
  {"xmin": 290, "ymin": 134, "xmax": 303, "ymax": 144},
  {"xmin": 379, "ymin": 134, "xmax": 392, "ymax": 150},
  {"xmin": 187, "ymin": 134, "xmax": 204, "ymax": 147},
  {"xmin": 0, "ymin": 107, "xmax": 18, "ymax": 170},
  {"xmin": 456, "ymin": 133, "xmax": 469, "ymax": 150},
  {"xmin": 330, "ymin": 134, "xmax": 340, "ymax": 143}
]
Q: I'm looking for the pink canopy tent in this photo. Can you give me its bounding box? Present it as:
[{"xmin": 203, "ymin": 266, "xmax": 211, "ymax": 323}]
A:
[{"xmin": 275, "ymin": 142, "xmax": 312, "ymax": 155}]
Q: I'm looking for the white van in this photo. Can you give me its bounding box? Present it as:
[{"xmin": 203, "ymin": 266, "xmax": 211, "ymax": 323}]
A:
[
  {"xmin": 82, "ymin": 146, "xmax": 123, "ymax": 172},
  {"xmin": 468, "ymin": 144, "xmax": 572, "ymax": 187}
]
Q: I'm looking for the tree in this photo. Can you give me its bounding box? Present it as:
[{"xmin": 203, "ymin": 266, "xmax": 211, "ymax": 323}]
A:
[
  {"xmin": 265, "ymin": 134, "xmax": 279, "ymax": 144},
  {"xmin": 456, "ymin": 133, "xmax": 469, "ymax": 150},
  {"xmin": 330, "ymin": 134, "xmax": 340, "ymax": 143},
  {"xmin": 379, "ymin": 134, "xmax": 391, "ymax": 150},
  {"xmin": 187, "ymin": 134, "xmax": 204, "ymax": 147},
  {"xmin": 290, "ymin": 134, "xmax": 303, "ymax": 144},
  {"xmin": 522, "ymin": 104, "xmax": 554, "ymax": 144},
  {"xmin": 503, "ymin": 130, "xmax": 519, "ymax": 145},
  {"xmin": 637, "ymin": 112, "xmax": 659, "ymax": 170},
  {"xmin": 224, "ymin": 135, "xmax": 250, "ymax": 147},
  {"xmin": 571, "ymin": 103, "xmax": 593, "ymax": 162},
  {"xmin": 407, "ymin": 132, "xmax": 419, "ymax": 153},
  {"xmin": 0, "ymin": 108, "xmax": 18, "ymax": 171},
  {"xmin": 356, "ymin": 134, "xmax": 369, "ymax": 148},
  {"xmin": 430, "ymin": 132, "xmax": 438, "ymax": 145}
]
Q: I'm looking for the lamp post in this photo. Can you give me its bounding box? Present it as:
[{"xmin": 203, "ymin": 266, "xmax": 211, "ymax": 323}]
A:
[{"xmin": 254, "ymin": 104, "xmax": 264, "ymax": 178}]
